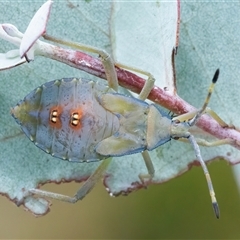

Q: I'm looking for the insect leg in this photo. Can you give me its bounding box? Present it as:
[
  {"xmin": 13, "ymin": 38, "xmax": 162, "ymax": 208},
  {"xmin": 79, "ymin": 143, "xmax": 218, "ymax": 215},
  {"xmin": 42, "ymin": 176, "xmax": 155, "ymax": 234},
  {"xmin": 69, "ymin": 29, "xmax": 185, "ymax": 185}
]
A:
[
  {"xmin": 110, "ymin": 63, "xmax": 157, "ymax": 184},
  {"xmin": 173, "ymin": 107, "xmax": 232, "ymax": 129},
  {"xmin": 43, "ymin": 34, "xmax": 118, "ymax": 91},
  {"xmin": 29, "ymin": 158, "xmax": 112, "ymax": 203},
  {"xmin": 172, "ymin": 69, "xmax": 233, "ymax": 129},
  {"xmin": 73, "ymin": 158, "xmax": 111, "ymax": 202},
  {"xmin": 178, "ymin": 137, "xmax": 234, "ymax": 147},
  {"xmin": 138, "ymin": 72, "xmax": 156, "ymax": 184},
  {"xmin": 195, "ymin": 138, "xmax": 234, "ymax": 147},
  {"xmin": 173, "ymin": 69, "xmax": 234, "ymax": 147},
  {"xmin": 138, "ymin": 151, "xmax": 155, "ymax": 185},
  {"xmin": 115, "ymin": 65, "xmax": 157, "ymax": 185},
  {"xmin": 115, "ymin": 63, "xmax": 155, "ymax": 100},
  {"xmin": 125, "ymin": 68, "xmax": 157, "ymax": 184},
  {"xmin": 205, "ymin": 107, "xmax": 235, "ymax": 129}
]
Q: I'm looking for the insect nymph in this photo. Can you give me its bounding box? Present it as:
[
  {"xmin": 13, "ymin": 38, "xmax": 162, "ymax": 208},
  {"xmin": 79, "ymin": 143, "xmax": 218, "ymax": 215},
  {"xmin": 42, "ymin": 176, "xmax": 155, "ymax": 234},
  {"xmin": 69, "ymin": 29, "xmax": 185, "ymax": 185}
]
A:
[
  {"xmin": 8, "ymin": 0, "xmax": 231, "ymax": 219},
  {"xmin": 12, "ymin": 77, "xmax": 182, "ymax": 162},
  {"xmin": 12, "ymin": 39, "xmax": 221, "ymax": 217}
]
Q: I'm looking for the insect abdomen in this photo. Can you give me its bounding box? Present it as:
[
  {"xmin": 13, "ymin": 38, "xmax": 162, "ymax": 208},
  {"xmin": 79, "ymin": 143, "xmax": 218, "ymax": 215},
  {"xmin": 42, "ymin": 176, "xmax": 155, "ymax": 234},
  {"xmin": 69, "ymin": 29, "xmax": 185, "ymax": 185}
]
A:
[{"xmin": 12, "ymin": 78, "xmax": 119, "ymax": 162}]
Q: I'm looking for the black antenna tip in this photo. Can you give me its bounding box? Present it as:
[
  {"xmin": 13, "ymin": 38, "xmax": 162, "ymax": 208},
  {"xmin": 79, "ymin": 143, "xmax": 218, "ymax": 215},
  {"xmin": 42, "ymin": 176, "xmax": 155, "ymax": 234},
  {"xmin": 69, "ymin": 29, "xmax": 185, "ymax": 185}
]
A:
[
  {"xmin": 212, "ymin": 69, "xmax": 220, "ymax": 84},
  {"xmin": 212, "ymin": 202, "xmax": 220, "ymax": 219}
]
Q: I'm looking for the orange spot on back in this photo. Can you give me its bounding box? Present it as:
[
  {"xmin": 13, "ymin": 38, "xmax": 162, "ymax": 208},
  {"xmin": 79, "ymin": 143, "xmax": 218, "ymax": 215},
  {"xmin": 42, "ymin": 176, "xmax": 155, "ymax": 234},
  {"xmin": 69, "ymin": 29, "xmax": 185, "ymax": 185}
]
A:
[
  {"xmin": 49, "ymin": 106, "xmax": 63, "ymax": 129},
  {"xmin": 70, "ymin": 108, "xmax": 83, "ymax": 130}
]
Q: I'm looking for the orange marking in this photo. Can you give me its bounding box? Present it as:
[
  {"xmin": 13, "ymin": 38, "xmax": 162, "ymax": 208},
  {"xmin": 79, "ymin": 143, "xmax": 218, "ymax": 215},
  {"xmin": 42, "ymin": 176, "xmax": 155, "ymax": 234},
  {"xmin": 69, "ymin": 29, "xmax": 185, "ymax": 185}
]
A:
[
  {"xmin": 70, "ymin": 108, "xmax": 83, "ymax": 130},
  {"xmin": 49, "ymin": 106, "xmax": 63, "ymax": 129}
]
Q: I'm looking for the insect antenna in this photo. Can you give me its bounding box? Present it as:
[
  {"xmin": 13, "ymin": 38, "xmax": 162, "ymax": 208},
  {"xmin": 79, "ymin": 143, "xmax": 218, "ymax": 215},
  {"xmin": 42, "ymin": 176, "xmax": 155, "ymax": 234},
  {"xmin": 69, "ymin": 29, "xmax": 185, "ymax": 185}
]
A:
[
  {"xmin": 188, "ymin": 69, "xmax": 220, "ymax": 218},
  {"xmin": 188, "ymin": 135, "xmax": 220, "ymax": 218},
  {"xmin": 189, "ymin": 69, "xmax": 219, "ymax": 127}
]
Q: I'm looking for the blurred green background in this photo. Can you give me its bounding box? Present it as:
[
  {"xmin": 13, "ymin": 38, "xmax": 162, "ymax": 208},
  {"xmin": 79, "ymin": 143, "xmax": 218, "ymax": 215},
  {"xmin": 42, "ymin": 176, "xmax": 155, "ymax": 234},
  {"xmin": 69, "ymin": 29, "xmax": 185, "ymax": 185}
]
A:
[{"xmin": 0, "ymin": 160, "xmax": 239, "ymax": 238}]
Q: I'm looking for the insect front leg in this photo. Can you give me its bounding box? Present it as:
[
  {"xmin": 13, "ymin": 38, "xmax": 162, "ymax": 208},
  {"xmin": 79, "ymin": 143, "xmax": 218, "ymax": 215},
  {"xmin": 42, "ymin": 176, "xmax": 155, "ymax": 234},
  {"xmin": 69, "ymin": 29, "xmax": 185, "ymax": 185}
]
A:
[
  {"xmin": 173, "ymin": 110, "xmax": 234, "ymax": 146},
  {"xmin": 172, "ymin": 107, "xmax": 233, "ymax": 129},
  {"xmin": 171, "ymin": 69, "xmax": 235, "ymax": 150},
  {"xmin": 177, "ymin": 137, "xmax": 234, "ymax": 148}
]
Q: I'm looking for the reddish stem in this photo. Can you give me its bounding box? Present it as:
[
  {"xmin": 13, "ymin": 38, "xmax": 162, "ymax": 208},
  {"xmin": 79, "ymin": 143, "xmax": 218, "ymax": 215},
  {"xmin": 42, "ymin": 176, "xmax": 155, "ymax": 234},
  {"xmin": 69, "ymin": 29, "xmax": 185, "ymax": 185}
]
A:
[{"xmin": 41, "ymin": 45, "xmax": 240, "ymax": 151}]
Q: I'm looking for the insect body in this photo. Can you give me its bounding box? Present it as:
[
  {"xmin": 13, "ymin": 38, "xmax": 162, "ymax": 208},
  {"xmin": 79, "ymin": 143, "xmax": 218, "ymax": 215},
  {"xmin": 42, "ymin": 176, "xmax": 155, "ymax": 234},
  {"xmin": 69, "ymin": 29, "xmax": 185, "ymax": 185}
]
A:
[
  {"xmin": 7, "ymin": 1, "xmax": 224, "ymax": 216},
  {"xmin": 12, "ymin": 77, "xmax": 176, "ymax": 162},
  {"xmin": 10, "ymin": 24, "xmax": 225, "ymax": 217},
  {"xmin": 12, "ymin": 69, "xmax": 222, "ymax": 219},
  {"xmin": 12, "ymin": 67, "xmax": 223, "ymax": 219},
  {"xmin": 2, "ymin": 0, "xmax": 231, "ymax": 218}
]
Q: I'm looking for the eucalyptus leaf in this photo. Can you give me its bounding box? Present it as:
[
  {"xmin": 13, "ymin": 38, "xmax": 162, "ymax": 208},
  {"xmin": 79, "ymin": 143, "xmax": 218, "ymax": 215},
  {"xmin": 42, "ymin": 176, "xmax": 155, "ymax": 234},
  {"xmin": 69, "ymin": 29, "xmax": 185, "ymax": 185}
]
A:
[{"xmin": 0, "ymin": 1, "xmax": 239, "ymax": 216}]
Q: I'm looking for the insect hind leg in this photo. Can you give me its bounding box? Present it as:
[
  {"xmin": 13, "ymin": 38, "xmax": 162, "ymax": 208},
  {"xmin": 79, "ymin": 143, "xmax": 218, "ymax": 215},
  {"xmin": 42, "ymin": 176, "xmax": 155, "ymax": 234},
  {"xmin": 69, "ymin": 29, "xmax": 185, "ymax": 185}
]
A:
[
  {"xmin": 29, "ymin": 158, "xmax": 111, "ymax": 203},
  {"xmin": 43, "ymin": 34, "xmax": 118, "ymax": 92}
]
